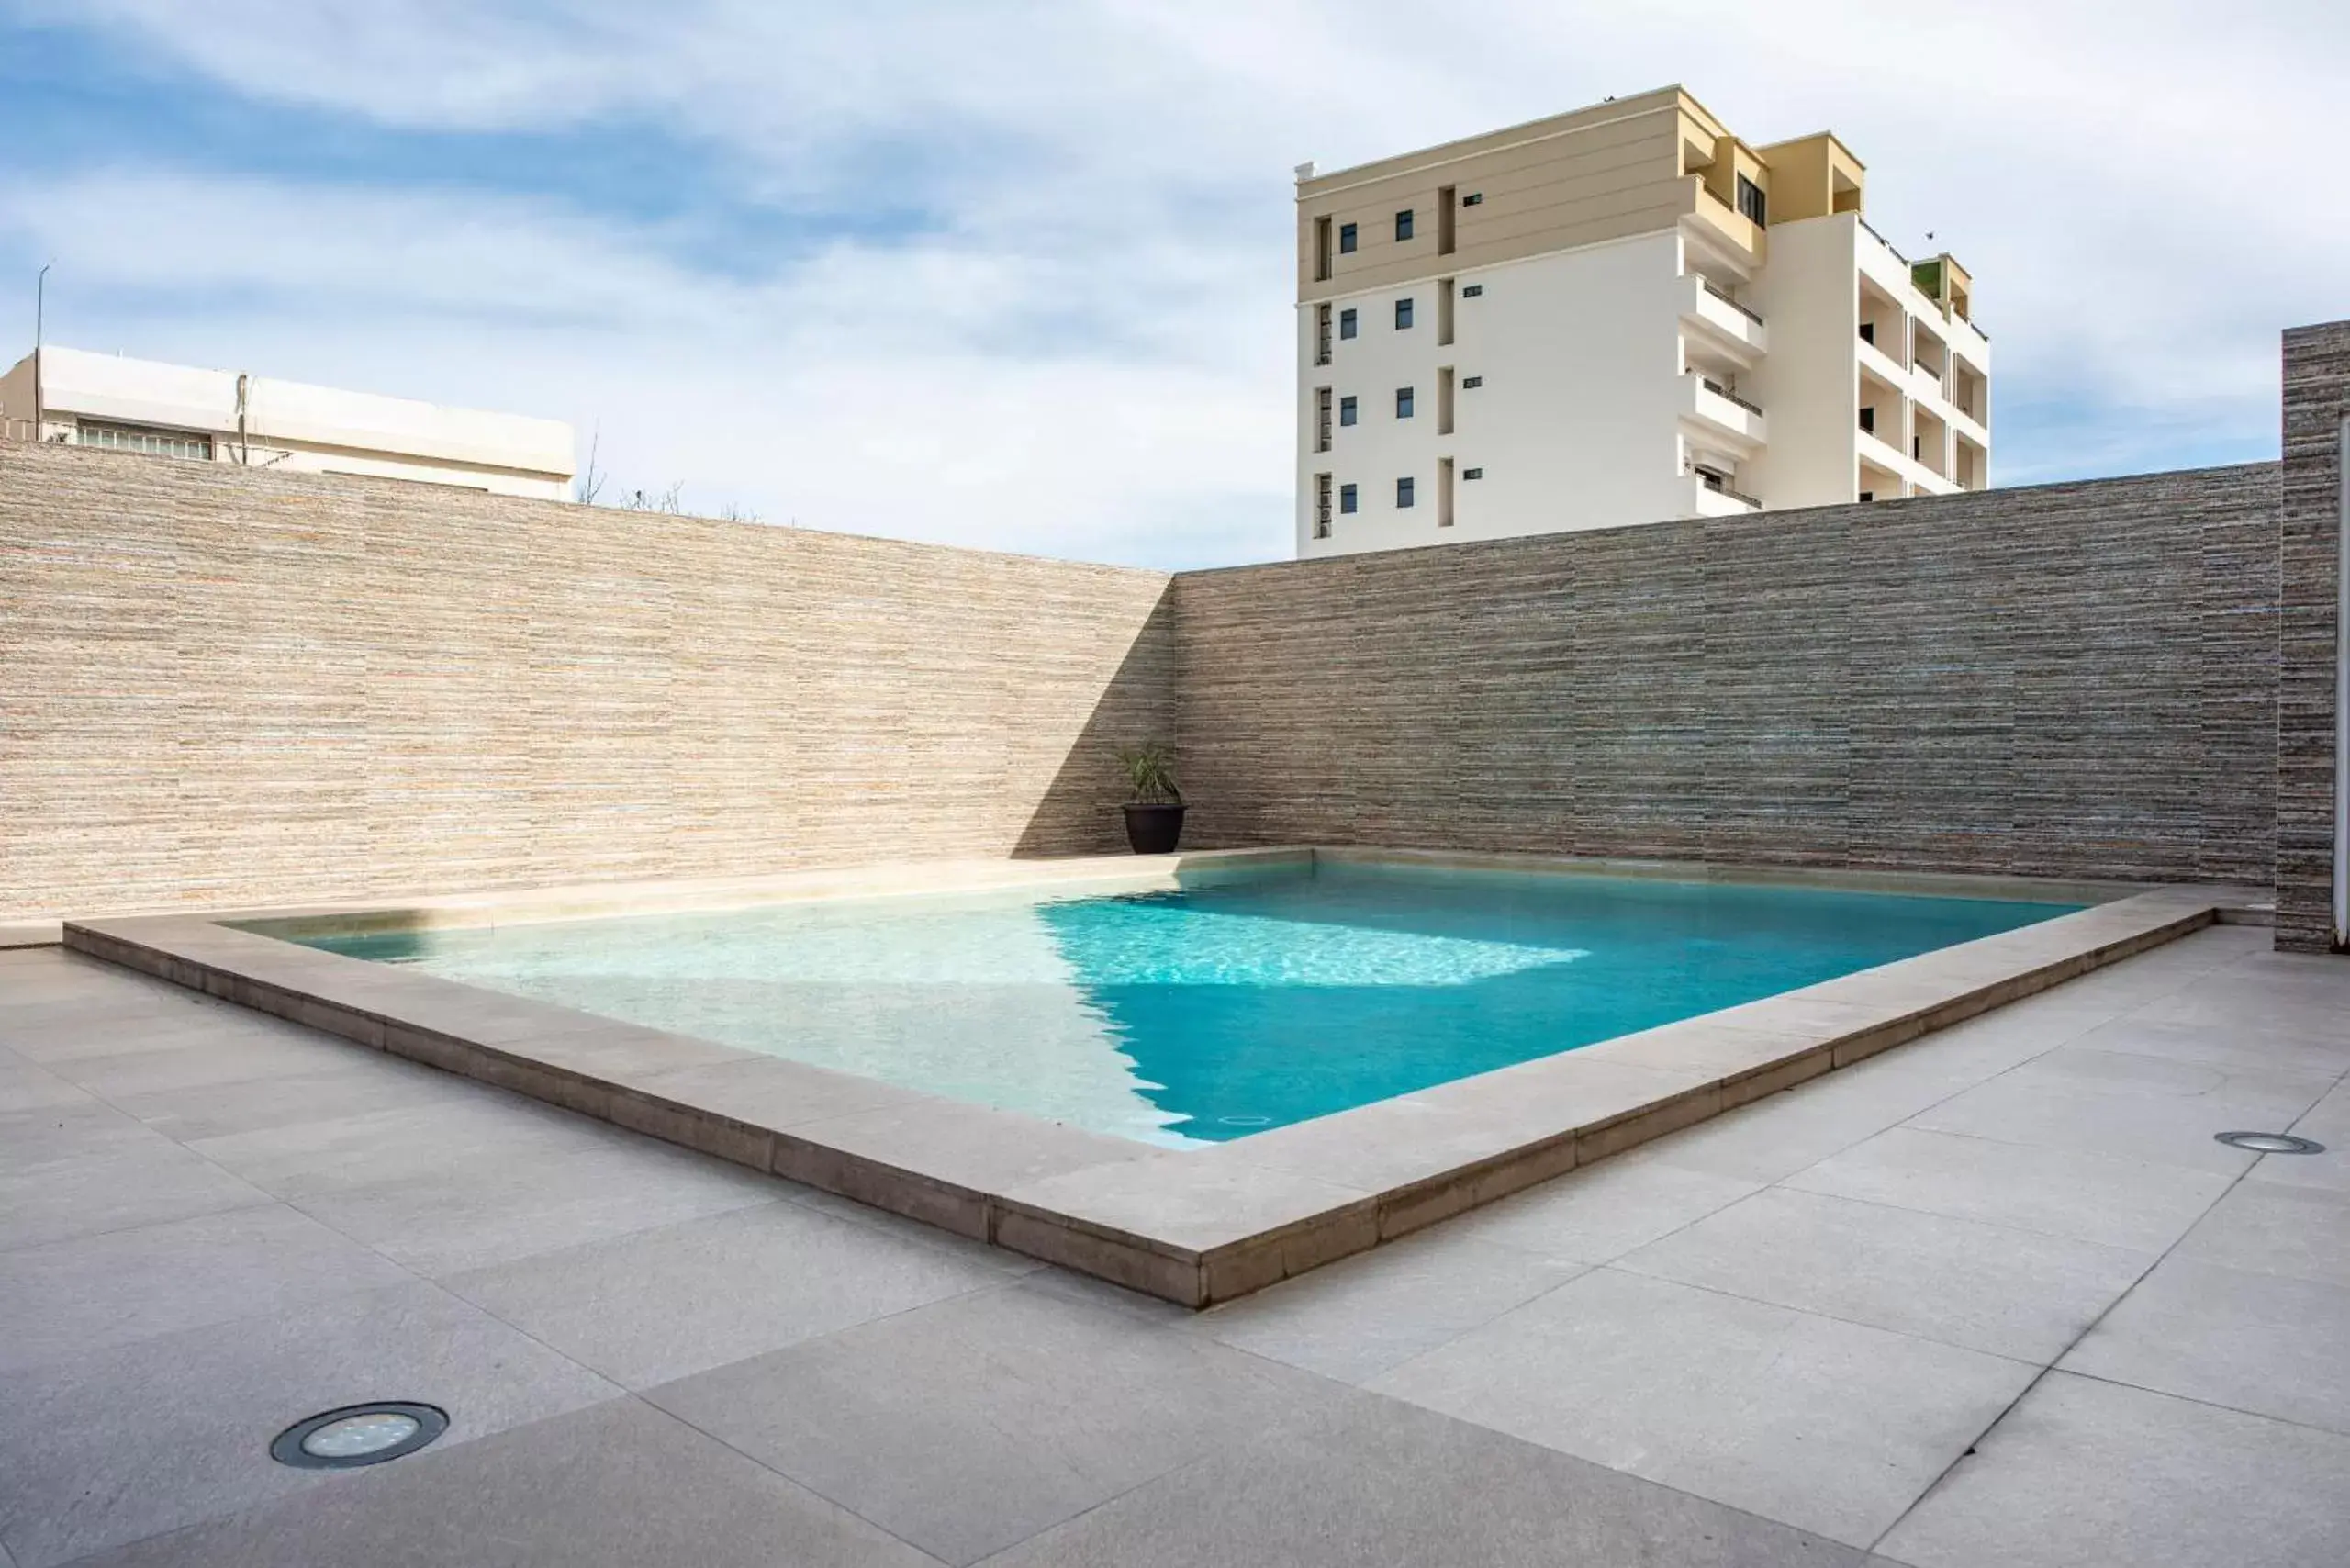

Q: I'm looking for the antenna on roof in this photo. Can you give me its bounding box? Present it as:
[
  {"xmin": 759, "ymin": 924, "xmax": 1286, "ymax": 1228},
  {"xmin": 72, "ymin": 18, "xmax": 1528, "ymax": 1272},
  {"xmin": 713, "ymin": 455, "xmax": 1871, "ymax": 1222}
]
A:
[{"xmin": 31, "ymin": 262, "xmax": 51, "ymax": 434}]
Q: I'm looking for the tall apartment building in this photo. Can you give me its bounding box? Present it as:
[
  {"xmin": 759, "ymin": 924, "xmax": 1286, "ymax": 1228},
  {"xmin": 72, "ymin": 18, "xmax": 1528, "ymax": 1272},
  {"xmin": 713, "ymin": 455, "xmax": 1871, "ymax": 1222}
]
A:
[
  {"xmin": 1295, "ymin": 85, "xmax": 1989, "ymax": 556},
  {"xmin": 0, "ymin": 346, "xmax": 575, "ymax": 498}
]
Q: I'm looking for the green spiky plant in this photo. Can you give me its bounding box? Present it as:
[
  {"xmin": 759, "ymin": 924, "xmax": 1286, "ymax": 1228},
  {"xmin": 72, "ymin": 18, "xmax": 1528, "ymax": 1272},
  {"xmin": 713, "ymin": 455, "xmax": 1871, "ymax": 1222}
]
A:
[{"xmin": 1117, "ymin": 743, "xmax": 1182, "ymax": 806}]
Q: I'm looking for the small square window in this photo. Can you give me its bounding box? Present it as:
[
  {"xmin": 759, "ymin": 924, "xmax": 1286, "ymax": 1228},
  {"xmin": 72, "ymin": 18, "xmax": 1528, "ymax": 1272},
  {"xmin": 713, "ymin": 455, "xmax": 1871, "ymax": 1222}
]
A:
[
  {"xmin": 1338, "ymin": 308, "xmax": 1358, "ymax": 340},
  {"xmin": 1395, "ymin": 386, "xmax": 1414, "ymax": 420},
  {"xmin": 1394, "ymin": 297, "xmax": 1414, "ymax": 330},
  {"xmin": 1396, "ymin": 476, "xmax": 1416, "ymax": 509},
  {"xmin": 1464, "ymin": 467, "xmax": 1484, "ymax": 480},
  {"xmin": 1394, "ymin": 208, "xmax": 1414, "ymax": 241},
  {"xmin": 1460, "ymin": 284, "xmax": 1483, "ymax": 298},
  {"xmin": 1339, "ymin": 396, "xmax": 1358, "ymax": 427},
  {"xmin": 1461, "ymin": 375, "xmax": 1483, "ymax": 389},
  {"xmin": 1338, "ymin": 222, "xmax": 1358, "ymax": 253},
  {"xmin": 1340, "ymin": 483, "xmax": 1359, "ymax": 514},
  {"xmin": 1461, "ymin": 192, "xmax": 1483, "ymax": 206}
]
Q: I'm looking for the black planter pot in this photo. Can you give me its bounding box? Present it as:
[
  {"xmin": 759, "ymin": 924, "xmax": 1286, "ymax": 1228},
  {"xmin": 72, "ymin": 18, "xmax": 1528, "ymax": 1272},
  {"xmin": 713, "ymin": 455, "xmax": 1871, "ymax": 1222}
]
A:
[{"xmin": 1122, "ymin": 802, "xmax": 1186, "ymax": 855}]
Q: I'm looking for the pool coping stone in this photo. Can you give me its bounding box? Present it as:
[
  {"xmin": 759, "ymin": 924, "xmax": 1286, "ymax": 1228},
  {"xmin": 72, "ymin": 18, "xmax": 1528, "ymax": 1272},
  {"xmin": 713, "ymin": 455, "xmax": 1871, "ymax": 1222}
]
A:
[{"xmin": 61, "ymin": 847, "xmax": 2266, "ymax": 1307}]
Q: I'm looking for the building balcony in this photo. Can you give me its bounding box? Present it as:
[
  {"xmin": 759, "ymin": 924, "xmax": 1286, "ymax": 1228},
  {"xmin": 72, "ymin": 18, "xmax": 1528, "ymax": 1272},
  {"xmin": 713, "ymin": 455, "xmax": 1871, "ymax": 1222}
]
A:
[
  {"xmin": 1686, "ymin": 468, "xmax": 1762, "ymax": 517},
  {"xmin": 1678, "ymin": 177, "xmax": 1763, "ymax": 275},
  {"xmin": 1680, "ymin": 274, "xmax": 1766, "ymax": 364},
  {"xmin": 1680, "ymin": 372, "xmax": 1766, "ymax": 453},
  {"xmin": 1856, "ymin": 332, "xmax": 1910, "ymax": 390}
]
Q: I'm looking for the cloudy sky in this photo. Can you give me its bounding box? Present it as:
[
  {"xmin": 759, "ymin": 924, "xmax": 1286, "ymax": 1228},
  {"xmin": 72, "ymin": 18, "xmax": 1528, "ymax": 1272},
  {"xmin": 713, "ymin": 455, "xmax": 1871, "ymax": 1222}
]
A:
[{"xmin": 2, "ymin": 2, "xmax": 2342, "ymax": 567}]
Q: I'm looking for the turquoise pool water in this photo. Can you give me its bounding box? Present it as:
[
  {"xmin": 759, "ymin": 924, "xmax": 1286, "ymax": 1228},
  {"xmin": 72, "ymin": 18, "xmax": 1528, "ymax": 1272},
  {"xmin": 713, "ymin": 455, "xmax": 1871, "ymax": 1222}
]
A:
[{"xmin": 298, "ymin": 863, "xmax": 2080, "ymax": 1147}]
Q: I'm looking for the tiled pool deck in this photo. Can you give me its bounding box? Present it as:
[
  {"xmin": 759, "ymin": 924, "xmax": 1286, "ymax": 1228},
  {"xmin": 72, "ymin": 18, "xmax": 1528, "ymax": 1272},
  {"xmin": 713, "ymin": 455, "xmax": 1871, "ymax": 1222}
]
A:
[
  {"xmin": 58, "ymin": 849, "xmax": 2263, "ymax": 1306},
  {"xmin": 5, "ymin": 920, "xmax": 2347, "ymax": 1564}
]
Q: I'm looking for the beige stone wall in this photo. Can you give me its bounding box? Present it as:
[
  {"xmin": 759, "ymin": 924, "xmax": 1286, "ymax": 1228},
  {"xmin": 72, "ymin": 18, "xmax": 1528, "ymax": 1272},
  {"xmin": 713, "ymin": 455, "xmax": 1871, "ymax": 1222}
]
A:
[
  {"xmin": 0, "ymin": 440, "xmax": 1173, "ymax": 919},
  {"xmin": 1177, "ymin": 463, "xmax": 2281, "ymax": 885},
  {"xmin": 0, "ymin": 439, "xmax": 2297, "ymax": 922}
]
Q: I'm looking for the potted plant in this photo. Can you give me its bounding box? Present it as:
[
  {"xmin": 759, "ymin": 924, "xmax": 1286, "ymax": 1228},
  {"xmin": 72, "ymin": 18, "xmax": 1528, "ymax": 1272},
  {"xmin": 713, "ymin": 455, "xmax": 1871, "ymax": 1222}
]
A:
[{"xmin": 1117, "ymin": 742, "xmax": 1186, "ymax": 854}]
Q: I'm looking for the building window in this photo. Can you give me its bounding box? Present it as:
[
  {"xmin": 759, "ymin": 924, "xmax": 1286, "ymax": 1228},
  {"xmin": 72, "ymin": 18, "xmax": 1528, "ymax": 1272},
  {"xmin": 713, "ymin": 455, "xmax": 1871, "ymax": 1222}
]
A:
[
  {"xmin": 1460, "ymin": 283, "xmax": 1483, "ymax": 298},
  {"xmin": 1314, "ymin": 473, "xmax": 1333, "ymax": 538},
  {"xmin": 1315, "ymin": 387, "xmax": 1333, "ymax": 454},
  {"xmin": 76, "ymin": 421, "xmax": 214, "ymax": 461},
  {"xmin": 1314, "ymin": 302, "xmax": 1332, "ymax": 365},
  {"xmin": 1340, "ymin": 483, "xmax": 1359, "ymax": 514},
  {"xmin": 1464, "ymin": 467, "xmax": 1483, "ymax": 480},
  {"xmin": 1338, "ymin": 222, "xmax": 1358, "ymax": 253},
  {"xmin": 1313, "ymin": 216, "xmax": 1332, "ymax": 283},
  {"xmin": 1396, "ymin": 476, "xmax": 1416, "ymax": 509},
  {"xmin": 1339, "ymin": 308, "xmax": 1358, "ymax": 340},
  {"xmin": 1858, "ymin": 490, "xmax": 1874, "ymax": 503},
  {"xmin": 1736, "ymin": 174, "xmax": 1767, "ymax": 226},
  {"xmin": 1395, "ymin": 386, "xmax": 1414, "ymax": 420},
  {"xmin": 1461, "ymin": 192, "xmax": 1483, "ymax": 206},
  {"xmin": 1394, "ymin": 208, "xmax": 1414, "ymax": 241},
  {"xmin": 1859, "ymin": 407, "xmax": 1875, "ymax": 433},
  {"xmin": 1339, "ymin": 395, "xmax": 1358, "ymax": 427},
  {"xmin": 1461, "ymin": 375, "xmax": 1483, "ymax": 389},
  {"xmin": 1394, "ymin": 297, "xmax": 1414, "ymax": 330}
]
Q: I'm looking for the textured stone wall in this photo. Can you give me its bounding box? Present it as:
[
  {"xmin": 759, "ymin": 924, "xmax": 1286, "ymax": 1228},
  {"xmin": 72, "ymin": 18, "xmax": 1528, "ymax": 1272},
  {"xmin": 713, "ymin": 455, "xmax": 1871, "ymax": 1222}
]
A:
[
  {"xmin": 0, "ymin": 438, "xmax": 2297, "ymax": 922},
  {"xmin": 2277, "ymin": 325, "xmax": 2349, "ymax": 951},
  {"xmin": 0, "ymin": 441, "xmax": 1174, "ymax": 920},
  {"xmin": 1175, "ymin": 464, "xmax": 2281, "ymax": 885}
]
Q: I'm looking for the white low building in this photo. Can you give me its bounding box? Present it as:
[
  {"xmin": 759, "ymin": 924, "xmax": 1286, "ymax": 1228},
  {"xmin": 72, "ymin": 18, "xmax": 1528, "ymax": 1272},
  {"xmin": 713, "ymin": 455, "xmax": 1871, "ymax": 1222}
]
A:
[
  {"xmin": 0, "ymin": 346, "xmax": 575, "ymax": 499},
  {"xmin": 1294, "ymin": 85, "xmax": 1990, "ymax": 556}
]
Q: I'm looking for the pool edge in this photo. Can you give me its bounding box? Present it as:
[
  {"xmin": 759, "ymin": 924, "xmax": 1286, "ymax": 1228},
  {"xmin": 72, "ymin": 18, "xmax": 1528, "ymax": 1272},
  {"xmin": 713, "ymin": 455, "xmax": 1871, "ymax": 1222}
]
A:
[{"xmin": 62, "ymin": 857, "xmax": 2265, "ymax": 1310}]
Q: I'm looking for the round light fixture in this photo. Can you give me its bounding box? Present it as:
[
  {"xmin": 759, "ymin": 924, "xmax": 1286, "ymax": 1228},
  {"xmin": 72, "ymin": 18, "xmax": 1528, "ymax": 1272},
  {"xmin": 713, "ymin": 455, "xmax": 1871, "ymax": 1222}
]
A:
[
  {"xmin": 2214, "ymin": 1131, "xmax": 2326, "ymax": 1156},
  {"xmin": 271, "ymin": 1403, "xmax": 448, "ymax": 1469}
]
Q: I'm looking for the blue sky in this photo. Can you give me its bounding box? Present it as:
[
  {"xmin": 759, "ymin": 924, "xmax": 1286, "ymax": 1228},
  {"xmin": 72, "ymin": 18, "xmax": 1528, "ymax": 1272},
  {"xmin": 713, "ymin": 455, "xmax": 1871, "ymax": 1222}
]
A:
[{"xmin": 3, "ymin": 1, "xmax": 2343, "ymax": 568}]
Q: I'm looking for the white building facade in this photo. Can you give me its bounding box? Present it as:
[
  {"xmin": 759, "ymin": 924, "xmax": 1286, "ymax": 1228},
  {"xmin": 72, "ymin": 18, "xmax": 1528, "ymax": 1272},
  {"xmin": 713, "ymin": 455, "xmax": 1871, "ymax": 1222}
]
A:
[
  {"xmin": 1294, "ymin": 87, "xmax": 1989, "ymax": 556},
  {"xmin": 0, "ymin": 347, "xmax": 575, "ymax": 498}
]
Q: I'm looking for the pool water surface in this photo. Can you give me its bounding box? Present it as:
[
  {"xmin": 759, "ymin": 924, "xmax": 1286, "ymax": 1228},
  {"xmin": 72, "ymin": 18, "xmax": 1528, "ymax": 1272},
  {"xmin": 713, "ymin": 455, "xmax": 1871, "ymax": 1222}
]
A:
[{"xmin": 297, "ymin": 863, "xmax": 2081, "ymax": 1146}]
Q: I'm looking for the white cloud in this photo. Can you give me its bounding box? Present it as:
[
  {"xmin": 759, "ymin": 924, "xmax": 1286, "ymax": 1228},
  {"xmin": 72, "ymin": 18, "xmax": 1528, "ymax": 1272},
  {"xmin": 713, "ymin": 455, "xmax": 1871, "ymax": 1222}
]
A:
[{"xmin": 6, "ymin": 0, "xmax": 2345, "ymax": 562}]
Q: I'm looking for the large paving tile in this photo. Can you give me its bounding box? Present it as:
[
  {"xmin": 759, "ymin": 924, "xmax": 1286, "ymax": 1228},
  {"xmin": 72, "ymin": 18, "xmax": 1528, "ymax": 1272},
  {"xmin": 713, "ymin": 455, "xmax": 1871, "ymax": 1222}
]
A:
[
  {"xmin": 0, "ymin": 1058, "xmax": 90, "ymax": 1114},
  {"xmin": 1617, "ymin": 1187, "xmax": 2153, "ymax": 1362},
  {"xmin": 0, "ymin": 1099, "xmax": 157, "ymax": 1173},
  {"xmin": 2246, "ymin": 1080, "xmax": 2350, "ymax": 1193},
  {"xmin": 2169, "ymin": 1178, "xmax": 2350, "ymax": 1290},
  {"xmin": 2059, "ymin": 1256, "xmax": 2350, "ymax": 1435},
  {"xmin": 1785, "ymin": 1126, "xmax": 2235, "ymax": 1252},
  {"xmin": 1850, "ymin": 996, "xmax": 2107, "ymax": 1081},
  {"xmin": 106, "ymin": 1057, "xmax": 478, "ymax": 1143},
  {"xmin": 1876, "ymin": 1372, "xmax": 2350, "ymax": 1568},
  {"xmin": 287, "ymin": 1138, "xmax": 778, "ymax": 1276},
  {"xmin": 49, "ymin": 1030, "xmax": 372, "ymax": 1099},
  {"xmin": 188, "ymin": 1094, "xmax": 629, "ymax": 1199},
  {"xmin": 0, "ymin": 1138, "xmax": 274, "ymax": 1251},
  {"xmin": 1369, "ymin": 1267, "xmax": 2035, "ymax": 1547},
  {"xmin": 0, "ymin": 1204, "xmax": 413, "ymax": 1372},
  {"xmin": 443, "ymin": 1199, "xmax": 1006, "ymax": 1387},
  {"xmin": 2065, "ymin": 1011, "xmax": 2350, "ymax": 1077},
  {"xmin": 0, "ymin": 1280, "xmax": 620, "ymax": 1568},
  {"xmin": 73, "ymin": 1397, "xmax": 942, "ymax": 1568},
  {"xmin": 649, "ymin": 1279, "xmax": 1337, "ymax": 1566},
  {"xmin": 1188, "ymin": 1229, "xmax": 1584, "ymax": 1383},
  {"xmin": 1442, "ymin": 1154, "xmax": 1763, "ymax": 1263},
  {"xmin": 0, "ymin": 999, "xmax": 283, "ymax": 1065},
  {"xmin": 1615, "ymin": 1057, "xmax": 1977, "ymax": 1184},
  {"xmin": 2123, "ymin": 980, "xmax": 2347, "ymax": 1042},
  {"xmin": 1905, "ymin": 1062, "xmax": 2308, "ymax": 1176},
  {"xmin": 979, "ymin": 1389, "xmax": 1867, "ymax": 1568}
]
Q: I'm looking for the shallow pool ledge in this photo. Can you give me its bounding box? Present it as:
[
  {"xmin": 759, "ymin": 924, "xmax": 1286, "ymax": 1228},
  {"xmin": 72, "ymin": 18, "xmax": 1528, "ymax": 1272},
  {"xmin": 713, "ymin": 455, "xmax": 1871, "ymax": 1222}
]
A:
[{"xmin": 65, "ymin": 870, "xmax": 2264, "ymax": 1308}]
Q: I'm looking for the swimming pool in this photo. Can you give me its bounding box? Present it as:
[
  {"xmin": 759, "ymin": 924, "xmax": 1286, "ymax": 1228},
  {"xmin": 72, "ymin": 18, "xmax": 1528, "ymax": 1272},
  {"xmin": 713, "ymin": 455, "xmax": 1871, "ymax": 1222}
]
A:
[{"xmin": 297, "ymin": 861, "xmax": 2080, "ymax": 1146}]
